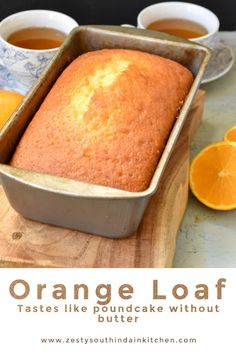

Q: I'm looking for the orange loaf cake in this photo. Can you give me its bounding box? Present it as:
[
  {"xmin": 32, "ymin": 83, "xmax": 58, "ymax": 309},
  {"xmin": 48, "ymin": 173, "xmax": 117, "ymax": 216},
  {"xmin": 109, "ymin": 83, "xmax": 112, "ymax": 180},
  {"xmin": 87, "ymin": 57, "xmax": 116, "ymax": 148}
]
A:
[{"xmin": 11, "ymin": 49, "xmax": 193, "ymax": 192}]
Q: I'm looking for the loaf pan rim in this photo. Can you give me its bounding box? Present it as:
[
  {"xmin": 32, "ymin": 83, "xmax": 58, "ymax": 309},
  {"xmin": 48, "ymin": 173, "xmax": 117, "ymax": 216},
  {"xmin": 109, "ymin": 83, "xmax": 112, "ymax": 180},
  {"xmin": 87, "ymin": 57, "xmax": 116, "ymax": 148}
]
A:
[{"xmin": 0, "ymin": 25, "xmax": 211, "ymax": 199}]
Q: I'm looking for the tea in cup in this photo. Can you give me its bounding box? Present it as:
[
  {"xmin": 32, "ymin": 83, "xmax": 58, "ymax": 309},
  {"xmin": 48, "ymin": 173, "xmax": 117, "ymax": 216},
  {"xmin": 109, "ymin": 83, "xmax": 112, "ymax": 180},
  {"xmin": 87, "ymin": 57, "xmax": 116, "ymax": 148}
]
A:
[
  {"xmin": 137, "ymin": 2, "xmax": 220, "ymax": 49},
  {"xmin": 0, "ymin": 10, "xmax": 78, "ymax": 93}
]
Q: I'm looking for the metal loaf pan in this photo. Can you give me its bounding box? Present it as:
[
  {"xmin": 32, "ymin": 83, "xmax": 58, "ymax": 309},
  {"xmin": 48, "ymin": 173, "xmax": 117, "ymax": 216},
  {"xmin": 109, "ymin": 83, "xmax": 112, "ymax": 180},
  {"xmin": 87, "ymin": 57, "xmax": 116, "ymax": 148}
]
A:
[{"xmin": 0, "ymin": 26, "xmax": 211, "ymax": 238}]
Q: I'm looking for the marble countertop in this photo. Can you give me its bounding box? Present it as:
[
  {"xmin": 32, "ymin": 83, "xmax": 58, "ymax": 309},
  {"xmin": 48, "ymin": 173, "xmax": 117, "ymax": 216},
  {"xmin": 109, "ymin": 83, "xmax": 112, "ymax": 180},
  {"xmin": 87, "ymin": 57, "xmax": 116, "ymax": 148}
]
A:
[{"xmin": 174, "ymin": 32, "xmax": 236, "ymax": 268}]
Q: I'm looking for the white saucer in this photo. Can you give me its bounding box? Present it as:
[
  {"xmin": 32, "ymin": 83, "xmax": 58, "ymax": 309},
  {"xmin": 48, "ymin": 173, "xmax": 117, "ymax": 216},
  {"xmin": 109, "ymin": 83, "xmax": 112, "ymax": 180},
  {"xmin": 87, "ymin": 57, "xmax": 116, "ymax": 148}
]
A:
[
  {"xmin": 201, "ymin": 40, "xmax": 235, "ymax": 84},
  {"xmin": 0, "ymin": 63, "xmax": 25, "ymax": 94}
]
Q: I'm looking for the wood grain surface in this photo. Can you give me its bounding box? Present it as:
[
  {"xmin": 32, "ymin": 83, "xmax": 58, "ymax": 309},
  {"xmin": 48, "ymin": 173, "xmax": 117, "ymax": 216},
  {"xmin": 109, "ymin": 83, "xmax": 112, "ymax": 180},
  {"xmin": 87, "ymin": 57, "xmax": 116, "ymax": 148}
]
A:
[{"xmin": 0, "ymin": 90, "xmax": 205, "ymax": 268}]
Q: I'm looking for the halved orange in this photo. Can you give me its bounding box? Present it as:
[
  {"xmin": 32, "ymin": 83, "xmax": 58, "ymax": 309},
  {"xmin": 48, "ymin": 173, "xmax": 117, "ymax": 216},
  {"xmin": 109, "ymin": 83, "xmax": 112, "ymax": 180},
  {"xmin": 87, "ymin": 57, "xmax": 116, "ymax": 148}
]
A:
[
  {"xmin": 224, "ymin": 125, "xmax": 236, "ymax": 145},
  {"xmin": 0, "ymin": 89, "xmax": 24, "ymax": 129},
  {"xmin": 190, "ymin": 141, "xmax": 236, "ymax": 210}
]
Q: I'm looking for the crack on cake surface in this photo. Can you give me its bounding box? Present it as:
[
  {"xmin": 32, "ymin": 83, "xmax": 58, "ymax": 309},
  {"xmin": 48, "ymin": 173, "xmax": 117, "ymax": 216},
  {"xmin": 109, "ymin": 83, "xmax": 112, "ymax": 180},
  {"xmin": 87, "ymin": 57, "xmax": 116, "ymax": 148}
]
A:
[{"xmin": 71, "ymin": 58, "xmax": 130, "ymax": 122}]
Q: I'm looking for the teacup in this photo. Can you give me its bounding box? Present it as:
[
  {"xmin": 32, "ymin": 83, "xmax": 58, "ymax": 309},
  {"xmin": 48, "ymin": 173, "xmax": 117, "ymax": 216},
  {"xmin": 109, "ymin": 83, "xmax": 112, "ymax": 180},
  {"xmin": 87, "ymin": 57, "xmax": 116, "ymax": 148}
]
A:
[
  {"xmin": 0, "ymin": 10, "xmax": 78, "ymax": 93},
  {"xmin": 137, "ymin": 2, "xmax": 220, "ymax": 49}
]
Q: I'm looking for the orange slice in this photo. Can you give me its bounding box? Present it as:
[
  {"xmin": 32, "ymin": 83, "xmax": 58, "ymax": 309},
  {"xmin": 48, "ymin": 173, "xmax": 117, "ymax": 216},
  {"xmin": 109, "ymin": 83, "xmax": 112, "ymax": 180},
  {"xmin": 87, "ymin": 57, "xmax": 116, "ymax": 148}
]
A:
[
  {"xmin": 190, "ymin": 141, "xmax": 236, "ymax": 210},
  {"xmin": 0, "ymin": 89, "xmax": 24, "ymax": 129},
  {"xmin": 224, "ymin": 125, "xmax": 236, "ymax": 145}
]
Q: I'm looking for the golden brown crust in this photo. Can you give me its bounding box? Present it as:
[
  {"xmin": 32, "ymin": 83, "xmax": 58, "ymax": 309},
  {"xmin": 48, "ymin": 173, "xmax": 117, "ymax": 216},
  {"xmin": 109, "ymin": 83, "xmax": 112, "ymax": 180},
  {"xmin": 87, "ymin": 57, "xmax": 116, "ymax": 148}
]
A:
[{"xmin": 11, "ymin": 49, "xmax": 193, "ymax": 192}]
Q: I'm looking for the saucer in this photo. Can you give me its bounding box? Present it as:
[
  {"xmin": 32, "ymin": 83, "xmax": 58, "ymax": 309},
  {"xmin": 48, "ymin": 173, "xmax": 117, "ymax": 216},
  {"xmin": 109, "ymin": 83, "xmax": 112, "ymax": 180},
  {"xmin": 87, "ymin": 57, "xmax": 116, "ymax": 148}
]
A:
[
  {"xmin": 0, "ymin": 64, "xmax": 26, "ymax": 94},
  {"xmin": 202, "ymin": 40, "xmax": 235, "ymax": 84}
]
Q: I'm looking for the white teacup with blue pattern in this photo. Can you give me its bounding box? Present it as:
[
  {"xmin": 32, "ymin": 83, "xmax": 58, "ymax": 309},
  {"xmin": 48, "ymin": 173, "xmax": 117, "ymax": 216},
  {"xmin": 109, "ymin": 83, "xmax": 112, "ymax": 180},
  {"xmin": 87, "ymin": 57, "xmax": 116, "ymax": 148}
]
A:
[{"xmin": 0, "ymin": 10, "xmax": 78, "ymax": 94}]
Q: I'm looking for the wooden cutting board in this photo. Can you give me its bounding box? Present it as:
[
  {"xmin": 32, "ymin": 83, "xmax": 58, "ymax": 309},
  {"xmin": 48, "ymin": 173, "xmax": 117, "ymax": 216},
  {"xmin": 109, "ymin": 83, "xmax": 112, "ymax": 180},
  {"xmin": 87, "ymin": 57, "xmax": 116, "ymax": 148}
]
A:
[{"xmin": 0, "ymin": 90, "xmax": 204, "ymax": 268}]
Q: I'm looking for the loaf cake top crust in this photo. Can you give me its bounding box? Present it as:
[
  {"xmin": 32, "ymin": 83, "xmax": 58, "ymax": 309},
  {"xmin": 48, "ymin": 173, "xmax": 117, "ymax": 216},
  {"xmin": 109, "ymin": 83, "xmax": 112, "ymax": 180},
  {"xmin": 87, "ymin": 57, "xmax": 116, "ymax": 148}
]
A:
[{"xmin": 11, "ymin": 49, "xmax": 193, "ymax": 192}]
